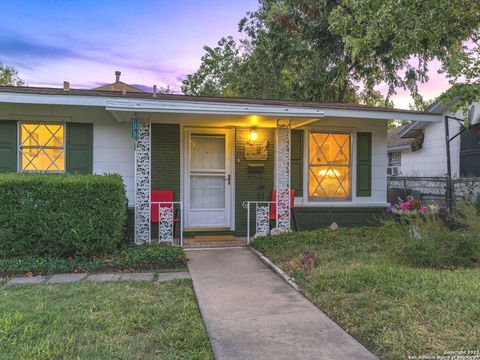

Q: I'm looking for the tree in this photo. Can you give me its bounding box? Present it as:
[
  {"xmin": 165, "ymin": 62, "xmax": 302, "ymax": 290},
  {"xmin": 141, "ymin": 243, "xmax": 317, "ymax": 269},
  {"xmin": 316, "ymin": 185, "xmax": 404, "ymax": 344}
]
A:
[
  {"xmin": 182, "ymin": 37, "xmax": 243, "ymax": 97},
  {"xmin": 0, "ymin": 62, "xmax": 24, "ymax": 86},
  {"xmin": 183, "ymin": 0, "xmax": 480, "ymax": 109},
  {"xmin": 157, "ymin": 85, "xmax": 173, "ymax": 94}
]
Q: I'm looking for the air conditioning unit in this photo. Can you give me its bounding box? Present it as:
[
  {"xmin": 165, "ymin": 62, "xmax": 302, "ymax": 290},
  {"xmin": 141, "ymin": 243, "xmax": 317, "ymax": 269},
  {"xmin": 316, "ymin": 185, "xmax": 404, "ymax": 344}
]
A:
[{"xmin": 387, "ymin": 166, "xmax": 400, "ymax": 175}]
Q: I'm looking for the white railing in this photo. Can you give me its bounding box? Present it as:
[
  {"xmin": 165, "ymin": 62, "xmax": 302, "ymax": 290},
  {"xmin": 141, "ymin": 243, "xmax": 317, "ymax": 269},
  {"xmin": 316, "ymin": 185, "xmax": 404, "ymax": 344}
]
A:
[
  {"xmin": 242, "ymin": 201, "xmax": 275, "ymax": 244},
  {"xmin": 152, "ymin": 201, "xmax": 183, "ymax": 247}
]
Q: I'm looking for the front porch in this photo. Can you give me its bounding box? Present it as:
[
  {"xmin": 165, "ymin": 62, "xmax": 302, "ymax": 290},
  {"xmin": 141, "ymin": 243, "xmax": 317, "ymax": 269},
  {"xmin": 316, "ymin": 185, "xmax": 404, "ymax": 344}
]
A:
[{"xmin": 136, "ymin": 117, "xmax": 295, "ymax": 246}]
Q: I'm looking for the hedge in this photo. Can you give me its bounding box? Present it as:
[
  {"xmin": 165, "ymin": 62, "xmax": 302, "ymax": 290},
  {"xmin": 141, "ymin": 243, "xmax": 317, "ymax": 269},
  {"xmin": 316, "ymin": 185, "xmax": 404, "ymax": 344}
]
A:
[
  {"xmin": 0, "ymin": 173, "xmax": 126, "ymax": 257},
  {"xmin": 0, "ymin": 244, "xmax": 187, "ymax": 276}
]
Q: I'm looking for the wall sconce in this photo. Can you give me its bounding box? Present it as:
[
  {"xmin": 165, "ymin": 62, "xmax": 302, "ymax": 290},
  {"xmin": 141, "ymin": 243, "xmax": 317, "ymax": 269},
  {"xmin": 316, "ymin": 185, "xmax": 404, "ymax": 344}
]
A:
[
  {"xmin": 249, "ymin": 129, "xmax": 258, "ymax": 143},
  {"xmin": 131, "ymin": 118, "xmax": 140, "ymax": 141}
]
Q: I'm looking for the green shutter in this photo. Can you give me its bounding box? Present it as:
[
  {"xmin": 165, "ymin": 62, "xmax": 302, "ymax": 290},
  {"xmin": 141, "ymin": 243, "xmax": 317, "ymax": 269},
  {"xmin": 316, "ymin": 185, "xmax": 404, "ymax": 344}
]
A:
[
  {"xmin": 0, "ymin": 121, "xmax": 17, "ymax": 172},
  {"xmin": 356, "ymin": 132, "xmax": 372, "ymax": 197},
  {"xmin": 291, "ymin": 130, "xmax": 303, "ymax": 197},
  {"xmin": 66, "ymin": 123, "xmax": 93, "ymax": 174}
]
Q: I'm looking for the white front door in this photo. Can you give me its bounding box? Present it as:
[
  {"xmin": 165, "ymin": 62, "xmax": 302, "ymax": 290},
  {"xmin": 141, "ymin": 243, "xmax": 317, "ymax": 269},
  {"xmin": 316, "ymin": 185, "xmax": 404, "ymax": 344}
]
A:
[{"xmin": 184, "ymin": 128, "xmax": 233, "ymax": 228}]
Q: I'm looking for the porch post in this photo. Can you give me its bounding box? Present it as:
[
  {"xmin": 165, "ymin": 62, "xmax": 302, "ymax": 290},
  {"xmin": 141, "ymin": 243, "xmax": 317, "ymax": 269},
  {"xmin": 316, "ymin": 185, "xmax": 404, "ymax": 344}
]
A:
[
  {"xmin": 134, "ymin": 119, "xmax": 151, "ymax": 244},
  {"xmin": 275, "ymin": 119, "xmax": 291, "ymax": 231}
]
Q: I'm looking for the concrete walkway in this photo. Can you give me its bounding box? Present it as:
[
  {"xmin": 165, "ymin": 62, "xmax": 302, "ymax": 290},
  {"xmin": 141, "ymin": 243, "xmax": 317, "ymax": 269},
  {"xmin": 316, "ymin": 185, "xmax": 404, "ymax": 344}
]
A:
[
  {"xmin": 2, "ymin": 271, "xmax": 190, "ymax": 285},
  {"xmin": 187, "ymin": 248, "xmax": 377, "ymax": 360}
]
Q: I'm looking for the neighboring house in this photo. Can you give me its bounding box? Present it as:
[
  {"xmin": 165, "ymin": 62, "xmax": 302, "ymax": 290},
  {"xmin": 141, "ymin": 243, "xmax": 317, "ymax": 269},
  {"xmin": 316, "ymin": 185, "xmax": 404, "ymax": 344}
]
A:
[
  {"xmin": 93, "ymin": 71, "xmax": 145, "ymax": 93},
  {"xmin": 0, "ymin": 84, "xmax": 441, "ymax": 243},
  {"xmin": 388, "ymin": 101, "xmax": 480, "ymax": 178}
]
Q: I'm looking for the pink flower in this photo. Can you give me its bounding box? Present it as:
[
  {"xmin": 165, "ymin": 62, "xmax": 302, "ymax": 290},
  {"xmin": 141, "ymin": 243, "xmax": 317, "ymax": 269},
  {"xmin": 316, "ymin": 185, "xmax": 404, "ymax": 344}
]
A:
[
  {"xmin": 420, "ymin": 206, "xmax": 427, "ymax": 213},
  {"xmin": 400, "ymin": 202, "xmax": 411, "ymax": 210}
]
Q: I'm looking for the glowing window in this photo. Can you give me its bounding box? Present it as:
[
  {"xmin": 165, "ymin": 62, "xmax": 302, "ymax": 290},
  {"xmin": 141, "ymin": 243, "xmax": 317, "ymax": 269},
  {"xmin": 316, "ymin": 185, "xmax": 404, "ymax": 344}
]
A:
[
  {"xmin": 308, "ymin": 132, "xmax": 351, "ymax": 200},
  {"xmin": 19, "ymin": 123, "xmax": 65, "ymax": 172}
]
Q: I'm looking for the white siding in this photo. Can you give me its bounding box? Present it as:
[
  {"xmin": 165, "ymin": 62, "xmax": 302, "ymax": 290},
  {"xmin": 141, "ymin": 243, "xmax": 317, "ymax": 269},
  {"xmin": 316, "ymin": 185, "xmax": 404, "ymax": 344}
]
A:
[
  {"xmin": 0, "ymin": 103, "xmax": 136, "ymax": 205},
  {"xmin": 399, "ymin": 108, "xmax": 463, "ymax": 177}
]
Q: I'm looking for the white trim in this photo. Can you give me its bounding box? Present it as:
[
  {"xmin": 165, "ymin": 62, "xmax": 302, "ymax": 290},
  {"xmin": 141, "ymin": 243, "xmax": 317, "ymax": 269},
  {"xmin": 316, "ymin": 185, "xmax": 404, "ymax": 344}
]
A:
[{"xmin": 0, "ymin": 91, "xmax": 442, "ymax": 122}]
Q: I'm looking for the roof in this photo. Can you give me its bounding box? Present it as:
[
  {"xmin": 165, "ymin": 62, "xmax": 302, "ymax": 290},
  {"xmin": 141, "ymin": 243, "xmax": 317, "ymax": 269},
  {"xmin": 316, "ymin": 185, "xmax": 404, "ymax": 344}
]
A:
[
  {"xmin": 0, "ymin": 85, "xmax": 440, "ymax": 115},
  {"xmin": 388, "ymin": 125, "xmax": 415, "ymax": 151},
  {"xmin": 397, "ymin": 92, "xmax": 459, "ymax": 138},
  {"xmin": 93, "ymin": 82, "xmax": 144, "ymax": 93}
]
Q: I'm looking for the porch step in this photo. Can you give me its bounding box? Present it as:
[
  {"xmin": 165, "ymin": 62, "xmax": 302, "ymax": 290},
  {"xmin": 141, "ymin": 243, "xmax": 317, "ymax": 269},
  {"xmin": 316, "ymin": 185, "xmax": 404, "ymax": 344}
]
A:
[
  {"xmin": 183, "ymin": 229, "xmax": 235, "ymax": 237},
  {"xmin": 194, "ymin": 235, "xmax": 236, "ymax": 242}
]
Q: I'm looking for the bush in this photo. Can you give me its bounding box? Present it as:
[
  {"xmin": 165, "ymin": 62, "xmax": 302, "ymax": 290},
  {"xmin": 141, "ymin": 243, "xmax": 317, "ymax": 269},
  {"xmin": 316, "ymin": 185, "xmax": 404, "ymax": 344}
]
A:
[
  {"xmin": 0, "ymin": 244, "xmax": 187, "ymax": 276},
  {"xmin": 382, "ymin": 216, "xmax": 480, "ymax": 268},
  {"xmin": 118, "ymin": 244, "xmax": 187, "ymax": 269},
  {"xmin": 0, "ymin": 173, "xmax": 126, "ymax": 257}
]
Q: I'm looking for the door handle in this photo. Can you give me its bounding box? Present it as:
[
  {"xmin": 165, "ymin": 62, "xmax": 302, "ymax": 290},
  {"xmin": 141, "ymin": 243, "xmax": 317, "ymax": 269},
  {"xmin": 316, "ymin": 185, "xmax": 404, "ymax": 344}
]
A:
[{"xmin": 225, "ymin": 174, "xmax": 231, "ymax": 185}]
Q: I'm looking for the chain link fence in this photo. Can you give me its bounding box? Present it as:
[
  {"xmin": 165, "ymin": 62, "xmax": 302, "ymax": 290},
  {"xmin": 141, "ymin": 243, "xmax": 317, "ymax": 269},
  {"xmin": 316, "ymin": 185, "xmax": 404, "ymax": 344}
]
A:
[{"xmin": 387, "ymin": 176, "xmax": 480, "ymax": 207}]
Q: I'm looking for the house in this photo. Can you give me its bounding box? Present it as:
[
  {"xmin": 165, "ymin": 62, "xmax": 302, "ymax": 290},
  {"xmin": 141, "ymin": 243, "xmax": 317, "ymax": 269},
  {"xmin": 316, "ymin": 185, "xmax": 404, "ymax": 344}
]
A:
[
  {"xmin": 388, "ymin": 101, "xmax": 480, "ymax": 178},
  {"xmin": 0, "ymin": 84, "xmax": 441, "ymax": 244},
  {"xmin": 93, "ymin": 71, "xmax": 145, "ymax": 93}
]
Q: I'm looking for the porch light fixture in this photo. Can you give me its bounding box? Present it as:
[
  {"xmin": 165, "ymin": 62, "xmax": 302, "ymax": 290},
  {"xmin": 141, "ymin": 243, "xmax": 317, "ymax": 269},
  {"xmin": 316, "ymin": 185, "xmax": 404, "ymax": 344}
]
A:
[
  {"xmin": 131, "ymin": 118, "xmax": 140, "ymax": 141},
  {"xmin": 249, "ymin": 129, "xmax": 258, "ymax": 142}
]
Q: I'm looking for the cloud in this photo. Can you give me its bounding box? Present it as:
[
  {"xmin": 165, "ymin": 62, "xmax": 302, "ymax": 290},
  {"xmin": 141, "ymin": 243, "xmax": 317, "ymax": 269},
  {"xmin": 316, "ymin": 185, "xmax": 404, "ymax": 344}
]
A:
[
  {"xmin": 0, "ymin": 34, "xmax": 82, "ymax": 63},
  {"xmin": 0, "ymin": 31, "xmax": 191, "ymax": 79}
]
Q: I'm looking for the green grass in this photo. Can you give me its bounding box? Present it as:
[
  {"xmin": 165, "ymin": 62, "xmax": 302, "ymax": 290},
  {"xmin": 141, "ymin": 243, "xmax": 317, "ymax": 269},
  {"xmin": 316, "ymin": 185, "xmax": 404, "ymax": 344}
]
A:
[
  {"xmin": 251, "ymin": 227, "xmax": 480, "ymax": 359},
  {"xmin": 0, "ymin": 280, "xmax": 213, "ymax": 360}
]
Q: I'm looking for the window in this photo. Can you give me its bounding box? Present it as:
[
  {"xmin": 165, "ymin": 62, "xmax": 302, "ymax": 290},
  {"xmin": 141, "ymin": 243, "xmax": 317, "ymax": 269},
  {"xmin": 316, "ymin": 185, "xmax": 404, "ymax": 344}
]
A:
[
  {"xmin": 387, "ymin": 151, "xmax": 401, "ymax": 175},
  {"xmin": 19, "ymin": 123, "xmax": 65, "ymax": 172},
  {"xmin": 308, "ymin": 132, "xmax": 351, "ymax": 200},
  {"xmin": 388, "ymin": 151, "xmax": 401, "ymax": 167}
]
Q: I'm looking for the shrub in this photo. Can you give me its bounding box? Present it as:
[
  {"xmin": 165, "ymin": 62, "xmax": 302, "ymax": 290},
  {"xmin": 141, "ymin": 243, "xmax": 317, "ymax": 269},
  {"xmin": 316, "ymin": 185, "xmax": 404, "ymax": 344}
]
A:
[
  {"xmin": 0, "ymin": 244, "xmax": 187, "ymax": 276},
  {"xmin": 118, "ymin": 244, "xmax": 187, "ymax": 269},
  {"xmin": 382, "ymin": 217, "xmax": 480, "ymax": 268},
  {"xmin": 0, "ymin": 173, "xmax": 126, "ymax": 257}
]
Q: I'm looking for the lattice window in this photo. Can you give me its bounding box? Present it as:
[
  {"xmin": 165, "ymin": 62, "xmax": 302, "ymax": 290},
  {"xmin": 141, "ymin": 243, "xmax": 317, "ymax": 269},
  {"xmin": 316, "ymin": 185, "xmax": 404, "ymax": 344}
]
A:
[
  {"xmin": 308, "ymin": 132, "xmax": 351, "ymax": 200},
  {"xmin": 19, "ymin": 123, "xmax": 65, "ymax": 172}
]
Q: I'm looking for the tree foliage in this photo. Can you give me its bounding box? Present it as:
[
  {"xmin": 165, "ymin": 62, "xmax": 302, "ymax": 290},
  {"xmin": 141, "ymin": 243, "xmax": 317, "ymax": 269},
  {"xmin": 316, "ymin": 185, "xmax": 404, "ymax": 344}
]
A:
[
  {"xmin": 183, "ymin": 0, "xmax": 480, "ymax": 109},
  {"xmin": 0, "ymin": 62, "xmax": 24, "ymax": 86}
]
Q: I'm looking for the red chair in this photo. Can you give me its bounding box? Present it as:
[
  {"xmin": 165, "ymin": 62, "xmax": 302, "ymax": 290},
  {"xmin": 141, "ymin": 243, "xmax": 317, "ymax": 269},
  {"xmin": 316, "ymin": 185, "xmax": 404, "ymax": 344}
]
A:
[
  {"xmin": 150, "ymin": 190, "xmax": 179, "ymax": 236},
  {"xmin": 269, "ymin": 189, "xmax": 297, "ymax": 230}
]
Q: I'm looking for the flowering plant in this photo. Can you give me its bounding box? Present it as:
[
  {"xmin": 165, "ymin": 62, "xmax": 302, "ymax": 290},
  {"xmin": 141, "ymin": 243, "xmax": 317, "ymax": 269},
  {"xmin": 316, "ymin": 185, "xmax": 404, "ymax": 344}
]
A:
[{"xmin": 387, "ymin": 196, "xmax": 440, "ymax": 218}]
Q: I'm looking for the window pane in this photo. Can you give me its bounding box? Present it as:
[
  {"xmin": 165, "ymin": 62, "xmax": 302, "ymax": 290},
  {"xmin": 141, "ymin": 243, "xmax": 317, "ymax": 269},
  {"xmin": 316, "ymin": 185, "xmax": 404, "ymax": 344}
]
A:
[
  {"xmin": 19, "ymin": 123, "xmax": 65, "ymax": 172},
  {"xmin": 308, "ymin": 132, "xmax": 351, "ymax": 200},
  {"xmin": 309, "ymin": 166, "xmax": 350, "ymax": 200},
  {"xmin": 191, "ymin": 135, "xmax": 225, "ymax": 170},
  {"xmin": 190, "ymin": 175, "xmax": 225, "ymax": 209},
  {"xmin": 21, "ymin": 148, "xmax": 65, "ymax": 171}
]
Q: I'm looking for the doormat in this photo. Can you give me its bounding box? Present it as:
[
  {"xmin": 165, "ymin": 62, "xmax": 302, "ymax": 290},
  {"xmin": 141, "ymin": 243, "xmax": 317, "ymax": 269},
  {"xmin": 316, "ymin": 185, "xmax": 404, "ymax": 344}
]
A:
[{"xmin": 194, "ymin": 235, "xmax": 236, "ymax": 242}]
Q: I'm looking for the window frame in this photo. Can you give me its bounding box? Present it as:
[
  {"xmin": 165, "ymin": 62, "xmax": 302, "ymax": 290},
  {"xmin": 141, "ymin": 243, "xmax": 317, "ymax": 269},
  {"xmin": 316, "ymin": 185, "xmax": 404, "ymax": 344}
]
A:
[
  {"xmin": 18, "ymin": 121, "xmax": 66, "ymax": 173},
  {"xmin": 306, "ymin": 130, "xmax": 353, "ymax": 202}
]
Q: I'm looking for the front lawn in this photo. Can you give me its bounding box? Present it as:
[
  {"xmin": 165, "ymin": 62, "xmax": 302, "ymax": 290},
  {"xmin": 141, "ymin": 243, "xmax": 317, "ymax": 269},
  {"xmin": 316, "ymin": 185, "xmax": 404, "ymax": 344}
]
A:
[
  {"xmin": 251, "ymin": 227, "xmax": 480, "ymax": 359},
  {"xmin": 0, "ymin": 280, "xmax": 212, "ymax": 359}
]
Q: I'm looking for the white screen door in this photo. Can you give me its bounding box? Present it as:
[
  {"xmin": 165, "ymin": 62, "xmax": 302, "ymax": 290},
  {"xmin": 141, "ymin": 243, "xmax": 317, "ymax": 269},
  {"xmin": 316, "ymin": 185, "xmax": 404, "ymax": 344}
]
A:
[{"xmin": 185, "ymin": 129, "xmax": 232, "ymax": 228}]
